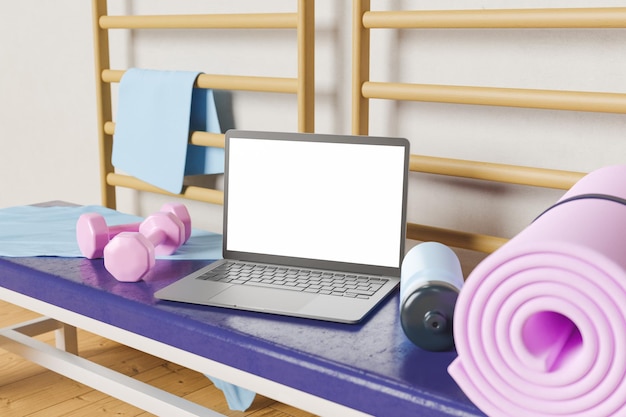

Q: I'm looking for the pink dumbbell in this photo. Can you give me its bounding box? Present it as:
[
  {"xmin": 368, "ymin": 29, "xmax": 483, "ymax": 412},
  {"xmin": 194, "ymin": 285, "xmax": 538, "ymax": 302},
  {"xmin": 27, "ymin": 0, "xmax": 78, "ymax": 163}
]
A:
[
  {"xmin": 103, "ymin": 212, "xmax": 185, "ymax": 282},
  {"xmin": 76, "ymin": 203, "xmax": 191, "ymax": 259}
]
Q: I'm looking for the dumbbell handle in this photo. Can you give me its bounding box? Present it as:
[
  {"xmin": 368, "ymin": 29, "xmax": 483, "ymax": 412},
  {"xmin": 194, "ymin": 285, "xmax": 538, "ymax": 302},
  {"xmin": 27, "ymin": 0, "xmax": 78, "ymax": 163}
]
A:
[
  {"xmin": 107, "ymin": 221, "xmax": 141, "ymax": 235},
  {"xmin": 138, "ymin": 212, "xmax": 185, "ymax": 256},
  {"xmin": 143, "ymin": 227, "xmax": 167, "ymax": 247}
]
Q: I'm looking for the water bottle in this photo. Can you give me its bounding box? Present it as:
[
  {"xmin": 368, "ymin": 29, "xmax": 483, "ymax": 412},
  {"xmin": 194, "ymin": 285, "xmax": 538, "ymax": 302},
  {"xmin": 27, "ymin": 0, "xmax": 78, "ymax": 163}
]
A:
[{"xmin": 400, "ymin": 242, "xmax": 464, "ymax": 351}]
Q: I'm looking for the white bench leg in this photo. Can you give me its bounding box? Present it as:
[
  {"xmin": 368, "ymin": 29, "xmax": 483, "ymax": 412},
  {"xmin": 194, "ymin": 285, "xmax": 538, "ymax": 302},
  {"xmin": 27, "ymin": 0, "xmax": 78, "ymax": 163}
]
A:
[{"xmin": 0, "ymin": 317, "xmax": 224, "ymax": 417}]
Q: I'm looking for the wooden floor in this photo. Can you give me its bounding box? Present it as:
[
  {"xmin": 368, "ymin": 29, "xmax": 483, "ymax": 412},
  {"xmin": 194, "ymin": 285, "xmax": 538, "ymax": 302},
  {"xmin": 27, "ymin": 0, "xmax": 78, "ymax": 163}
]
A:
[{"xmin": 0, "ymin": 300, "xmax": 317, "ymax": 417}]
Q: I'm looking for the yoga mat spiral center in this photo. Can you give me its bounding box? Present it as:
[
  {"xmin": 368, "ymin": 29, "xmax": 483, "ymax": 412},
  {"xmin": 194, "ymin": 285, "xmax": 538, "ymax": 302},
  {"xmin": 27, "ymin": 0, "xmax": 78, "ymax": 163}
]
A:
[{"xmin": 521, "ymin": 310, "xmax": 583, "ymax": 373}]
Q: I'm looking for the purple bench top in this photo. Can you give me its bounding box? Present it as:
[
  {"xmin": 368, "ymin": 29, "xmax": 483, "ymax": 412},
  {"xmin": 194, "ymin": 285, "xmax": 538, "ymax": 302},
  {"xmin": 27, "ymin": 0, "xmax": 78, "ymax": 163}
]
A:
[{"xmin": 0, "ymin": 256, "xmax": 484, "ymax": 417}]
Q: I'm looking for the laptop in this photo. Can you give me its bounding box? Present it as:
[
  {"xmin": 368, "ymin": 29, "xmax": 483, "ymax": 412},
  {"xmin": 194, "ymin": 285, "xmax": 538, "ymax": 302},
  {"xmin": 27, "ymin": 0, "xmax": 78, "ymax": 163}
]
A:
[{"xmin": 155, "ymin": 130, "xmax": 410, "ymax": 323}]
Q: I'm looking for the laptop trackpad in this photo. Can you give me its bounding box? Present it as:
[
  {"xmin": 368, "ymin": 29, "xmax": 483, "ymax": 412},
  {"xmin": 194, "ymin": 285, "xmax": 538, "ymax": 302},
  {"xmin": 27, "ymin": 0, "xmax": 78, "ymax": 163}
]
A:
[{"xmin": 209, "ymin": 286, "xmax": 317, "ymax": 313}]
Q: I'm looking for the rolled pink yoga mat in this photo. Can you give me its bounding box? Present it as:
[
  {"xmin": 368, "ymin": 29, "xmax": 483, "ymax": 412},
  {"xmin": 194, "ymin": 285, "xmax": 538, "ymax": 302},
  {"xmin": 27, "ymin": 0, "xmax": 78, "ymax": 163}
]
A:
[{"xmin": 449, "ymin": 165, "xmax": 626, "ymax": 417}]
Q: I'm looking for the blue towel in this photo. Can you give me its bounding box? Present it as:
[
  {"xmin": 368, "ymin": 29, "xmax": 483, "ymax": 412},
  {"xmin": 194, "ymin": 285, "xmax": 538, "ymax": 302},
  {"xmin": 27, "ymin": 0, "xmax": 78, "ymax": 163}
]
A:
[
  {"xmin": 206, "ymin": 375, "xmax": 257, "ymax": 411},
  {"xmin": 113, "ymin": 68, "xmax": 225, "ymax": 194},
  {"xmin": 0, "ymin": 205, "xmax": 221, "ymax": 259}
]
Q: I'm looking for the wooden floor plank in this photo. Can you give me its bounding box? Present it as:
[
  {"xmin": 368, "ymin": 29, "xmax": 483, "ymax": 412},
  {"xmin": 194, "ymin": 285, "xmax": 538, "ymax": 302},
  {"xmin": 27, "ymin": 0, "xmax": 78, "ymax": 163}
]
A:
[
  {"xmin": 0, "ymin": 300, "xmax": 318, "ymax": 417},
  {"xmin": 1, "ymin": 370, "xmax": 92, "ymax": 416}
]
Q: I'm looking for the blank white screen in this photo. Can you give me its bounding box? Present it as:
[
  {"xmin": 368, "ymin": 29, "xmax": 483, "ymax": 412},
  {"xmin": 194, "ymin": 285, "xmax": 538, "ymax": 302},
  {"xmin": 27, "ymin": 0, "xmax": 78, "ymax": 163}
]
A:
[{"xmin": 226, "ymin": 137, "xmax": 406, "ymax": 268}]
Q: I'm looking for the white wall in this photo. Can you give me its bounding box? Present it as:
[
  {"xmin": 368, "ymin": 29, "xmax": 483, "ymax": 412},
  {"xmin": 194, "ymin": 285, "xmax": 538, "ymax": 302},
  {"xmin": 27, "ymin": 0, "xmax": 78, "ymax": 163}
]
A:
[
  {"xmin": 2, "ymin": 1, "xmax": 626, "ymax": 243},
  {"xmin": 0, "ymin": 1, "xmax": 98, "ymax": 207}
]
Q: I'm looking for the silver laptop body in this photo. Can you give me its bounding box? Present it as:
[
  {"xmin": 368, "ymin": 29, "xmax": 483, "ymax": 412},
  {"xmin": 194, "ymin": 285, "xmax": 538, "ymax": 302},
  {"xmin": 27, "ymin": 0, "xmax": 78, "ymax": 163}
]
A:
[{"xmin": 155, "ymin": 130, "xmax": 410, "ymax": 323}]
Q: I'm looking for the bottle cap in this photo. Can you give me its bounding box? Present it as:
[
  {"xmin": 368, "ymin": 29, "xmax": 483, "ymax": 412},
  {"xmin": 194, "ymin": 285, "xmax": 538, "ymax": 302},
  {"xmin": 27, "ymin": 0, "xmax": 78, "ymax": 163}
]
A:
[{"xmin": 400, "ymin": 282, "xmax": 459, "ymax": 352}]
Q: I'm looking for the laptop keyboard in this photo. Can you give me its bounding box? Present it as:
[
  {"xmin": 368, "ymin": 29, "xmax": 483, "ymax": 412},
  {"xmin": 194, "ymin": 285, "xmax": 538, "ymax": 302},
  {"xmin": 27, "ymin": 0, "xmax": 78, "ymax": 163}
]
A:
[{"xmin": 197, "ymin": 261, "xmax": 389, "ymax": 299}]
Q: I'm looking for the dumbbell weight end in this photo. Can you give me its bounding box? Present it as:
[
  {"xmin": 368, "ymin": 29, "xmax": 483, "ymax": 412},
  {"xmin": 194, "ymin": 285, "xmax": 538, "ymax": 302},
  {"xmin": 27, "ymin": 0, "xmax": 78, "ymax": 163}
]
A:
[
  {"xmin": 161, "ymin": 202, "xmax": 192, "ymax": 242},
  {"xmin": 104, "ymin": 232, "xmax": 155, "ymax": 282},
  {"xmin": 76, "ymin": 213, "xmax": 106, "ymax": 259}
]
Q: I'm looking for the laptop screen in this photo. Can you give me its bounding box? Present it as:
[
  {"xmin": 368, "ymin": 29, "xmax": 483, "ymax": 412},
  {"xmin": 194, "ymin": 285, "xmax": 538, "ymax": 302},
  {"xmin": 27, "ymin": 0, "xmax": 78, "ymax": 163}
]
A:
[{"xmin": 223, "ymin": 131, "xmax": 409, "ymax": 275}]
